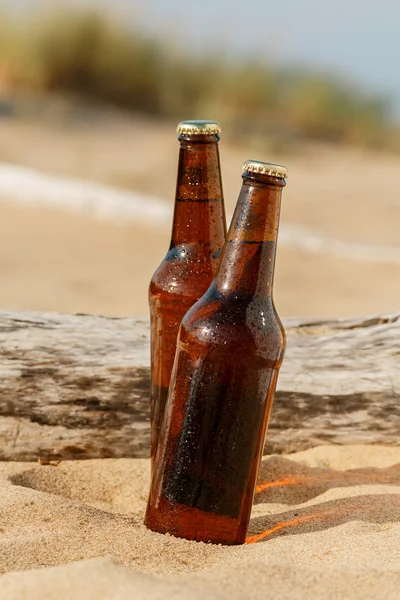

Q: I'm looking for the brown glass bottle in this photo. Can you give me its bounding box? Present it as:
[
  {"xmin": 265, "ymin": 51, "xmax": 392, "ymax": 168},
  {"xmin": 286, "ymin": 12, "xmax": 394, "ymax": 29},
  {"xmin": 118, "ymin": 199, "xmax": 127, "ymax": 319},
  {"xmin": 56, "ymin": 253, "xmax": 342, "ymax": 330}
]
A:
[
  {"xmin": 149, "ymin": 121, "xmax": 226, "ymax": 471},
  {"xmin": 145, "ymin": 159, "xmax": 287, "ymax": 545}
]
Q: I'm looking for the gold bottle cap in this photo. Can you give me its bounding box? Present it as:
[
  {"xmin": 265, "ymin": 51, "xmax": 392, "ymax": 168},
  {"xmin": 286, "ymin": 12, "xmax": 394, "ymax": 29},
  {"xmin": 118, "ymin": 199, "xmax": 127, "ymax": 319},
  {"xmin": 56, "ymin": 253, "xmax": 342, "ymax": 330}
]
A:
[
  {"xmin": 242, "ymin": 159, "xmax": 288, "ymax": 179},
  {"xmin": 176, "ymin": 120, "xmax": 221, "ymax": 136}
]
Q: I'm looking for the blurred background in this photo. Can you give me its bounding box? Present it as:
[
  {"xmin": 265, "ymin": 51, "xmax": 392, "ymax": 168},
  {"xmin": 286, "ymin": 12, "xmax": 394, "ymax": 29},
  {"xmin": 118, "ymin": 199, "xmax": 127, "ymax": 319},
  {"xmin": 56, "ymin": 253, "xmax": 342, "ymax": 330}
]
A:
[{"xmin": 0, "ymin": 0, "xmax": 399, "ymax": 318}]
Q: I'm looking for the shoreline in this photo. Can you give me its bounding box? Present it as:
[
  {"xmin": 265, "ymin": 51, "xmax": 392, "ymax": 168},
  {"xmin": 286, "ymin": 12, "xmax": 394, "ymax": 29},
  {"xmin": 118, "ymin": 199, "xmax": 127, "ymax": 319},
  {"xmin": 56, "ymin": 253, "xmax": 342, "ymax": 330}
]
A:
[{"xmin": 1, "ymin": 161, "xmax": 399, "ymax": 265}]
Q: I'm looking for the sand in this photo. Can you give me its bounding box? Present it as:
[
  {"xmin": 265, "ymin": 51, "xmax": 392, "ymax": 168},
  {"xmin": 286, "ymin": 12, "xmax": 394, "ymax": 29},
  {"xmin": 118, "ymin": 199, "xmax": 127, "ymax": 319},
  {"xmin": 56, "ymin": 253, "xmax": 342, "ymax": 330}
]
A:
[{"xmin": 0, "ymin": 444, "xmax": 399, "ymax": 598}]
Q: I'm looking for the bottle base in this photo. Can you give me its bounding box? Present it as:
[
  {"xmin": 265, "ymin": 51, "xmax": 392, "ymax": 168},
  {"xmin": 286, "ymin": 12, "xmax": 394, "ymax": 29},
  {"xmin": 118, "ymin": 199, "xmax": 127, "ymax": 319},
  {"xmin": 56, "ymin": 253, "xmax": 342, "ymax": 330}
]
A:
[{"xmin": 144, "ymin": 496, "xmax": 246, "ymax": 545}]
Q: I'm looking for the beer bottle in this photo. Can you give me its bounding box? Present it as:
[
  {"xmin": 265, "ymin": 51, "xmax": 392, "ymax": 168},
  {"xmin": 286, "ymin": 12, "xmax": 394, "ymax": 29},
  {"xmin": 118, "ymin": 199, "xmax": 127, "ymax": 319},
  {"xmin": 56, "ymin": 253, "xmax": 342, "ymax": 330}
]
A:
[
  {"xmin": 145, "ymin": 159, "xmax": 287, "ymax": 545},
  {"xmin": 149, "ymin": 121, "xmax": 226, "ymax": 471}
]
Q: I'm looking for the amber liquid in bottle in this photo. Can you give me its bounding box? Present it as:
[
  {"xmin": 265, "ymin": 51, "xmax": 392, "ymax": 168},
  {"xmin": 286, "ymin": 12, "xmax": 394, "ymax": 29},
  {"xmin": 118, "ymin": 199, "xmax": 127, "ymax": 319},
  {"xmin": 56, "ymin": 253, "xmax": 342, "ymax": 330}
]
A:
[
  {"xmin": 149, "ymin": 122, "xmax": 226, "ymax": 471},
  {"xmin": 145, "ymin": 161, "xmax": 287, "ymax": 545}
]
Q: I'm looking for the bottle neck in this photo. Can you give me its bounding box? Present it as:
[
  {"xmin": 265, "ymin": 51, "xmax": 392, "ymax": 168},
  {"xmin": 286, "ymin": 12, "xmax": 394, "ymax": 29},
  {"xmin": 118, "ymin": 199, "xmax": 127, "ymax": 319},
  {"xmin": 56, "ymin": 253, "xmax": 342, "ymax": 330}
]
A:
[
  {"xmin": 170, "ymin": 135, "xmax": 226, "ymax": 249},
  {"xmin": 215, "ymin": 174, "xmax": 285, "ymax": 297}
]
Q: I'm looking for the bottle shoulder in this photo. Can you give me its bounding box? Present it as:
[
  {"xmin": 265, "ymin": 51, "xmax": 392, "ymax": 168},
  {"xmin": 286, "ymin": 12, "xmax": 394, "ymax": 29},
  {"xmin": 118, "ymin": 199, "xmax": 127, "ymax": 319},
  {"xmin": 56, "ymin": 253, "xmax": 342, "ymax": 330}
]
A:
[
  {"xmin": 149, "ymin": 247, "xmax": 218, "ymax": 301},
  {"xmin": 180, "ymin": 289, "xmax": 285, "ymax": 362}
]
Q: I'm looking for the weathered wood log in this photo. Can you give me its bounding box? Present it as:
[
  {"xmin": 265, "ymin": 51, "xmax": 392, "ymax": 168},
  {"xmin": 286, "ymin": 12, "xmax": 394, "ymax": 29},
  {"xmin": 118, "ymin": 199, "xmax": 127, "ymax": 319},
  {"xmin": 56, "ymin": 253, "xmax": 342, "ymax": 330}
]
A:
[{"xmin": 0, "ymin": 311, "xmax": 398, "ymax": 460}]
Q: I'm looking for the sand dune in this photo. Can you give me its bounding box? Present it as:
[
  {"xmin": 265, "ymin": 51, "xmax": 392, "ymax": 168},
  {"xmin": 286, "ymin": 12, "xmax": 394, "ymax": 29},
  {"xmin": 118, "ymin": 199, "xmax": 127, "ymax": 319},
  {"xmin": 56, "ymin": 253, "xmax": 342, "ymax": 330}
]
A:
[{"xmin": 0, "ymin": 445, "xmax": 399, "ymax": 598}]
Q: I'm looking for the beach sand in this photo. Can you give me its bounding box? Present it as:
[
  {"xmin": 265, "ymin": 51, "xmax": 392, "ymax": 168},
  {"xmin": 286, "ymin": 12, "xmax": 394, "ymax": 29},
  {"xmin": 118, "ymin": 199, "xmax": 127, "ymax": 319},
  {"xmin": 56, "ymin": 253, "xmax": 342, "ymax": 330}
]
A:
[{"xmin": 0, "ymin": 445, "xmax": 399, "ymax": 599}]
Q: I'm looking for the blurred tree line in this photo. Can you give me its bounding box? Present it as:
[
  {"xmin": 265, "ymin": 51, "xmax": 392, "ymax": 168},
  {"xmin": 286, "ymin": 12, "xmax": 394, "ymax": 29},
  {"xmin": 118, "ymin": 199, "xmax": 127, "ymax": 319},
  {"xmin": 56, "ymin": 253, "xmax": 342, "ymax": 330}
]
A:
[{"xmin": 0, "ymin": 7, "xmax": 396, "ymax": 150}]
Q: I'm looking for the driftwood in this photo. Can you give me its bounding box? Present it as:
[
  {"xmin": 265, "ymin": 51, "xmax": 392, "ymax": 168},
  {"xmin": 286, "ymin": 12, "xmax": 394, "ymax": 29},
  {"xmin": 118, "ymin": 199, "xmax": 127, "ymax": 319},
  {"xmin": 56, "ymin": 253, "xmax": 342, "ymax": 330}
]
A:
[{"xmin": 0, "ymin": 311, "xmax": 398, "ymax": 461}]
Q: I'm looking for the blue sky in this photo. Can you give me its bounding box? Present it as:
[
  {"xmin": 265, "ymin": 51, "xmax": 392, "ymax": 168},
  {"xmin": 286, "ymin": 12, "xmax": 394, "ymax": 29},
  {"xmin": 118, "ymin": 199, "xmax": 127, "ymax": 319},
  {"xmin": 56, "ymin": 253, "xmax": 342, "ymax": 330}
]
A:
[{"xmin": 8, "ymin": 0, "xmax": 400, "ymax": 114}]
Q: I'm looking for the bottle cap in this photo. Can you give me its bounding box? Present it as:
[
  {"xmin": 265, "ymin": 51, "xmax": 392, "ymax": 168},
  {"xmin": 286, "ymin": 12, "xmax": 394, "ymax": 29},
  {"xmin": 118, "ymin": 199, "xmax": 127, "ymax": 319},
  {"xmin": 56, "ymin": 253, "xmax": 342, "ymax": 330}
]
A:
[
  {"xmin": 242, "ymin": 159, "xmax": 288, "ymax": 179},
  {"xmin": 176, "ymin": 120, "xmax": 221, "ymax": 136}
]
